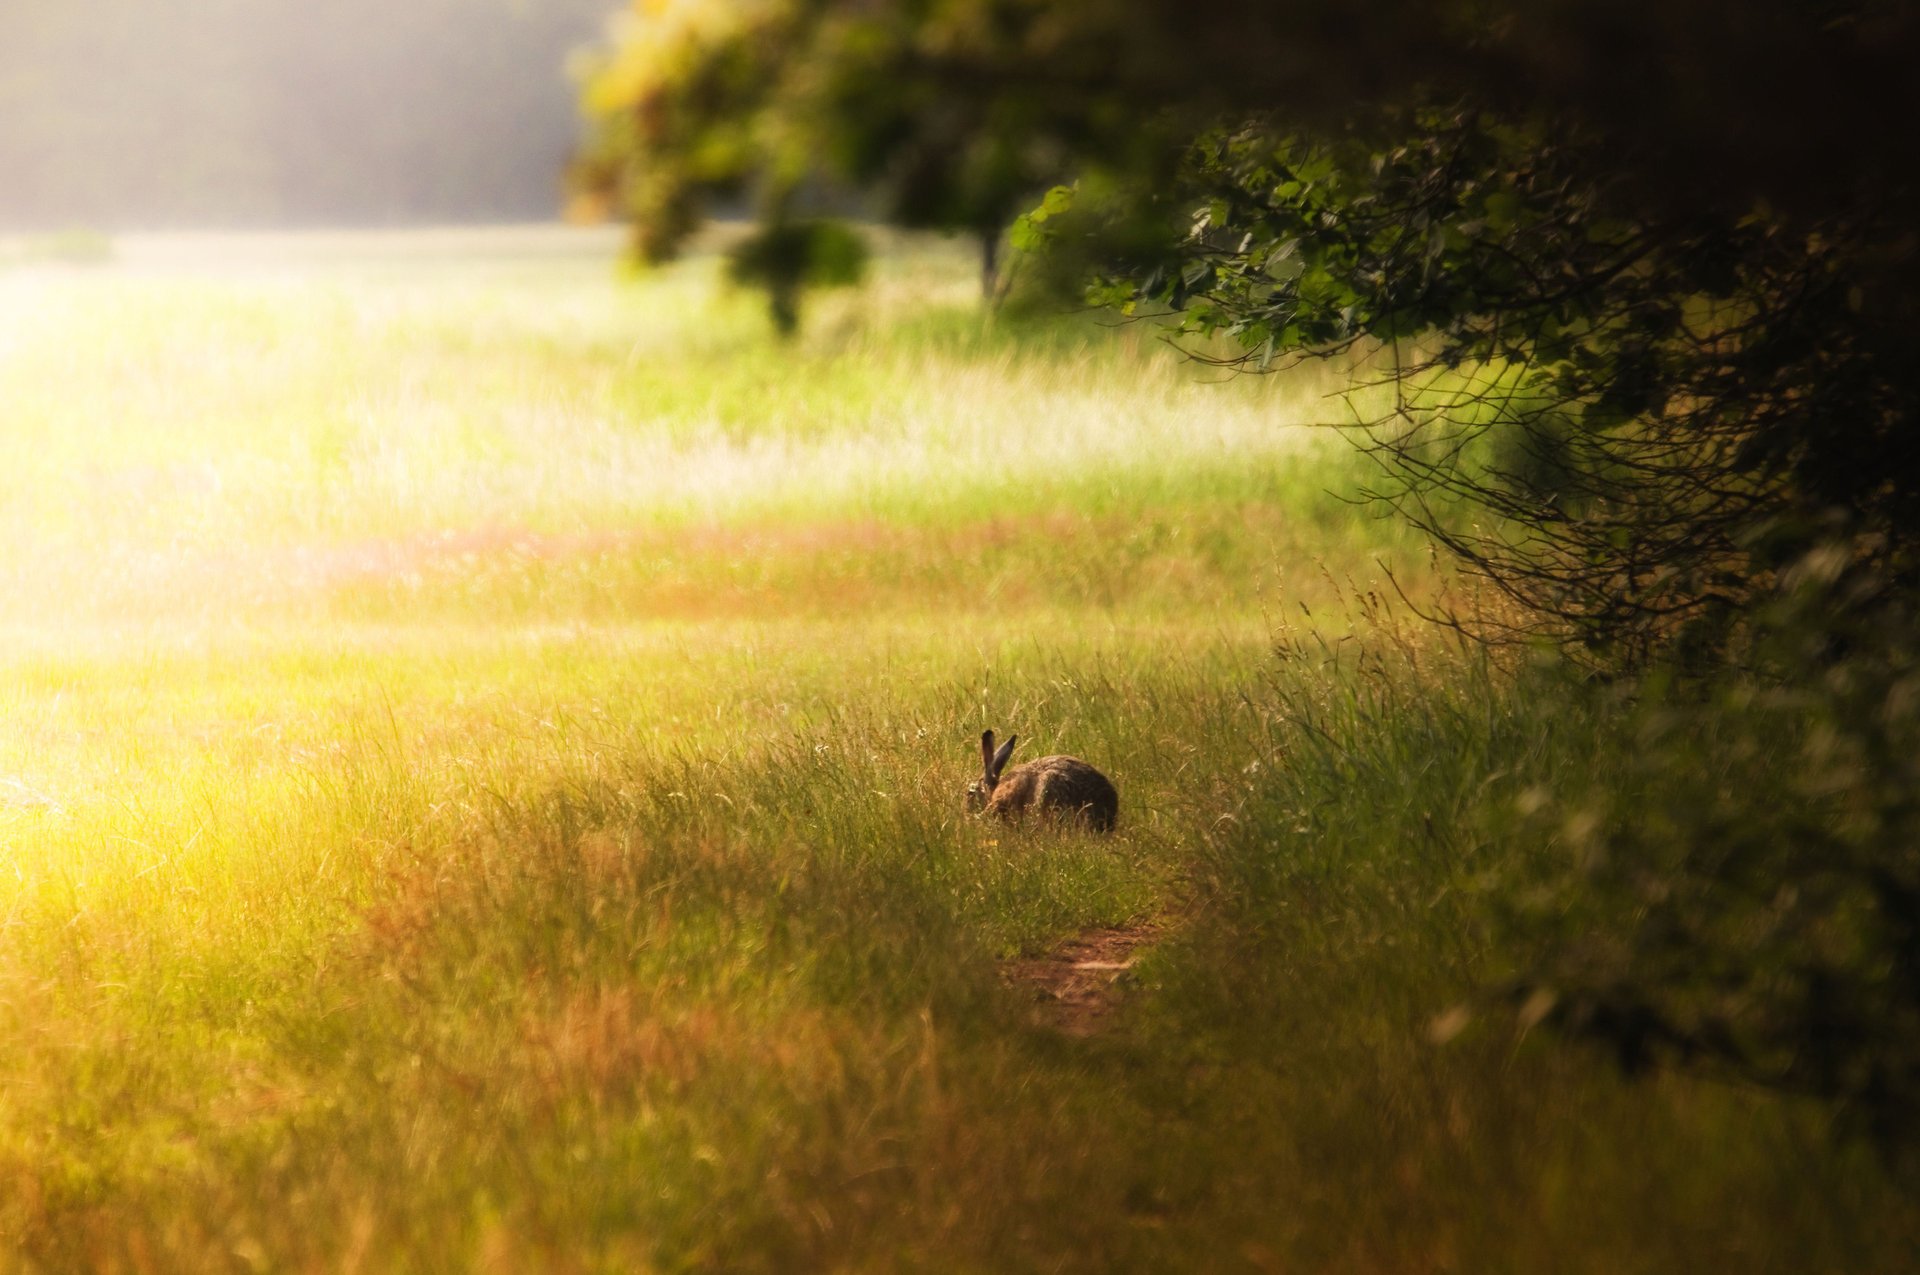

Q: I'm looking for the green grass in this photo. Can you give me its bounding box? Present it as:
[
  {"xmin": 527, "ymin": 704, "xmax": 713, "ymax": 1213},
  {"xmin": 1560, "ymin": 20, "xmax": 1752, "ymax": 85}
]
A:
[{"xmin": 0, "ymin": 228, "xmax": 1909, "ymax": 1272}]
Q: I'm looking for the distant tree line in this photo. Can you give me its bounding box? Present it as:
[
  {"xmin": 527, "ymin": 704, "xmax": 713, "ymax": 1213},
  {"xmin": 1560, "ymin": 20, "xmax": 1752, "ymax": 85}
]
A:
[{"xmin": 0, "ymin": 0, "xmax": 617, "ymax": 230}]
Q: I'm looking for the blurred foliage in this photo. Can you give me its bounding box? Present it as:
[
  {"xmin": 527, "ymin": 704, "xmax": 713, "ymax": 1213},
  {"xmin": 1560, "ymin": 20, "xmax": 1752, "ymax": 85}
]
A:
[
  {"xmin": 1089, "ymin": 111, "xmax": 1920, "ymax": 669},
  {"xmin": 725, "ymin": 218, "xmax": 869, "ymax": 335},
  {"xmin": 1505, "ymin": 579, "xmax": 1920, "ymax": 1155},
  {"xmin": 572, "ymin": 0, "xmax": 1182, "ymax": 318}
]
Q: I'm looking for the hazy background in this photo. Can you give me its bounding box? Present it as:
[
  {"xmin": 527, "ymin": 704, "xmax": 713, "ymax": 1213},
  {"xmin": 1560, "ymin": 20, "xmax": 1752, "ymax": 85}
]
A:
[{"xmin": 0, "ymin": 0, "xmax": 620, "ymax": 230}]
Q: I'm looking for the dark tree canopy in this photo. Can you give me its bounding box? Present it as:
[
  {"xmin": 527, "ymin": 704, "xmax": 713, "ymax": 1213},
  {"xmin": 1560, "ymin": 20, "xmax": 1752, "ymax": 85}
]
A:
[
  {"xmin": 1088, "ymin": 108, "xmax": 1920, "ymax": 665},
  {"xmin": 576, "ymin": 0, "xmax": 1920, "ymax": 237}
]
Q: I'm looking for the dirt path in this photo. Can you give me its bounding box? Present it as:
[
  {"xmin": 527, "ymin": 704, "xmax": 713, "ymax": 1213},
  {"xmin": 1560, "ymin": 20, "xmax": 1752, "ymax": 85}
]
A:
[{"xmin": 999, "ymin": 922, "xmax": 1162, "ymax": 1037}]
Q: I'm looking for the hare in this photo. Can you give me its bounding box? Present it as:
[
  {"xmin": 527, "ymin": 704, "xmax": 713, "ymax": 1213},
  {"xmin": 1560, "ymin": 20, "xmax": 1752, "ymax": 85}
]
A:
[{"xmin": 966, "ymin": 729, "xmax": 1118, "ymax": 832}]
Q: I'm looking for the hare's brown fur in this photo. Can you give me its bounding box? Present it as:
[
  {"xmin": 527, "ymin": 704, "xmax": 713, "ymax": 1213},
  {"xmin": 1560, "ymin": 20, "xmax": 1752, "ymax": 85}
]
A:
[{"xmin": 970, "ymin": 730, "xmax": 1118, "ymax": 832}]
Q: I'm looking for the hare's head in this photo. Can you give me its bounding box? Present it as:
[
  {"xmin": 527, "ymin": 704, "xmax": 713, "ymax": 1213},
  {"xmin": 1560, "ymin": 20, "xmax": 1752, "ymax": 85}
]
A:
[{"xmin": 965, "ymin": 729, "xmax": 1018, "ymax": 812}]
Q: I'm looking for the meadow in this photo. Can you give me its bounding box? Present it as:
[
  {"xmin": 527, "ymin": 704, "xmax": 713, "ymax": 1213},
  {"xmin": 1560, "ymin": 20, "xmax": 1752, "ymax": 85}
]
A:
[{"xmin": 0, "ymin": 227, "xmax": 1910, "ymax": 1272}]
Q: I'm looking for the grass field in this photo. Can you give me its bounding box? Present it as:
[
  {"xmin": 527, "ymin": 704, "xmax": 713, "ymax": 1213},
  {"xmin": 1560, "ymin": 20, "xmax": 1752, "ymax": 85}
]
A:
[{"xmin": 0, "ymin": 227, "xmax": 1911, "ymax": 1272}]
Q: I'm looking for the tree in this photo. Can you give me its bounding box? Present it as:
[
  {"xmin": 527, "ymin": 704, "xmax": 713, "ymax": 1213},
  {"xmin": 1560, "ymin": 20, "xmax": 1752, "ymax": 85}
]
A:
[
  {"xmin": 571, "ymin": 0, "xmax": 1188, "ymax": 309},
  {"xmin": 1074, "ymin": 108, "xmax": 1920, "ymax": 666},
  {"xmin": 725, "ymin": 217, "xmax": 870, "ymax": 336}
]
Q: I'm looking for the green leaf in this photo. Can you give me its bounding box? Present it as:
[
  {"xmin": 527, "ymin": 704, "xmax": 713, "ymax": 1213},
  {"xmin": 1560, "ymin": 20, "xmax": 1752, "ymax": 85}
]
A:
[{"xmin": 1483, "ymin": 190, "xmax": 1524, "ymax": 228}]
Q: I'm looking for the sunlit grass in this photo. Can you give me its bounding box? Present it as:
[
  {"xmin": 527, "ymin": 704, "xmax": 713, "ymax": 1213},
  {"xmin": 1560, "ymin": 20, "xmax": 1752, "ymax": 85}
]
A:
[
  {"xmin": 0, "ymin": 255, "xmax": 1401, "ymax": 653},
  {"xmin": 0, "ymin": 228, "xmax": 1906, "ymax": 1272},
  {"xmin": 0, "ymin": 225, "xmax": 1384, "ymax": 912}
]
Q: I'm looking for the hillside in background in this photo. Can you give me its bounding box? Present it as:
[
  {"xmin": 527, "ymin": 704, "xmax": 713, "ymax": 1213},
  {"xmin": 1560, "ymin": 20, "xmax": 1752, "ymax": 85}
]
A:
[{"xmin": 0, "ymin": 0, "xmax": 619, "ymax": 230}]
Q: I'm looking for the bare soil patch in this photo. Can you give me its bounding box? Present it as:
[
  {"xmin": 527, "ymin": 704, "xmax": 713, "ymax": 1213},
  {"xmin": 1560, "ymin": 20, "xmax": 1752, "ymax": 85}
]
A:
[{"xmin": 999, "ymin": 921, "xmax": 1162, "ymax": 1037}]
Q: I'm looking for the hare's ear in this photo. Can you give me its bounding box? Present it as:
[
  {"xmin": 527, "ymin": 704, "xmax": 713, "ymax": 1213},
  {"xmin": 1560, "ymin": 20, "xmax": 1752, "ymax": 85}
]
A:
[
  {"xmin": 980, "ymin": 730, "xmax": 997, "ymax": 777},
  {"xmin": 991, "ymin": 733, "xmax": 1018, "ymax": 778}
]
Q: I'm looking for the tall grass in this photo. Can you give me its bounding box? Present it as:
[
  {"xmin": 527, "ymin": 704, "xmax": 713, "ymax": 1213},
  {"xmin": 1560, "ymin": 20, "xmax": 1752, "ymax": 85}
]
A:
[{"xmin": 0, "ymin": 229, "xmax": 1908, "ymax": 1271}]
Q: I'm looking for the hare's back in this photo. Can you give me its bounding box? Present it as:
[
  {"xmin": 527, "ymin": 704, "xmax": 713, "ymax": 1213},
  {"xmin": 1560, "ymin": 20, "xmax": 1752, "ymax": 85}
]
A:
[{"xmin": 995, "ymin": 755, "xmax": 1118, "ymax": 830}]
